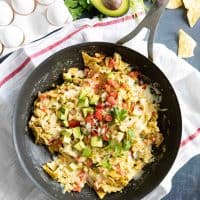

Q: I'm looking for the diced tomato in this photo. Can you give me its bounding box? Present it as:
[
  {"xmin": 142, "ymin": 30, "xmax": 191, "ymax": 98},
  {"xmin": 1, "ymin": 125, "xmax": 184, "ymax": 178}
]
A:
[
  {"xmin": 96, "ymin": 103, "xmax": 104, "ymax": 109},
  {"xmin": 109, "ymin": 91, "xmax": 118, "ymax": 99},
  {"xmin": 85, "ymin": 159, "xmax": 93, "ymax": 168},
  {"xmin": 38, "ymin": 93, "xmax": 48, "ymax": 101},
  {"xmin": 73, "ymin": 183, "xmax": 82, "ymax": 192},
  {"xmin": 94, "ymin": 84, "xmax": 100, "ymax": 94},
  {"xmin": 142, "ymin": 84, "xmax": 147, "ymax": 90},
  {"xmin": 104, "ymin": 114, "xmax": 113, "ymax": 122},
  {"xmin": 104, "ymin": 84, "xmax": 111, "ymax": 93},
  {"xmin": 40, "ymin": 106, "xmax": 47, "ymax": 113},
  {"xmin": 106, "ymin": 96, "xmax": 117, "ymax": 106},
  {"xmin": 107, "ymin": 79, "xmax": 119, "ymax": 89},
  {"xmin": 74, "ymin": 156, "xmax": 81, "ymax": 163},
  {"xmin": 108, "ymin": 58, "xmax": 116, "ymax": 69},
  {"xmin": 78, "ymin": 171, "xmax": 86, "ymax": 181},
  {"xmin": 85, "ymin": 114, "xmax": 95, "ymax": 126},
  {"xmin": 91, "ymin": 130, "xmax": 98, "ymax": 136},
  {"xmin": 49, "ymin": 138, "xmax": 63, "ymax": 152},
  {"xmin": 94, "ymin": 109, "xmax": 103, "ymax": 121},
  {"xmin": 152, "ymin": 112, "xmax": 157, "ymax": 117},
  {"xmin": 68, "ymin": 119, "xmax": 80, "ymax": 128},
  {"xmin": 129, "ymin": 71, "xmax": 140, "ymax": 79},
  {"xmin": 84, "ymin": 68, "xmax": 89, "ymax": 77},
  {"xmin": 122, "ymin": 102, "xmax": 128, "ymax": 110},
  {"xmin": 143, "ymin": 139, "xmax": 148, "ymax": 145},
  {"xmin": 115, "ymin": 164, "xmax": 123, "ymax": 175},
  {"xmin": 84, "ymin": 136, "xmax": 91, "ymax": 144},
  {"xmin": 150, "ymin": 136, "xmax": 156, "ymax": 142},
  {"xmin": 121, "ymin": 82, "xmax": 128, "ymax": 89},
  {"xmin": 102, "ymin": 124, "xmax": 108, "ymax": 131},
  {"xmin": 130, "ymin": 103, "xmax": 135, "ymax": 112},
  {"xmin": 102, "ymin": 133, "xmax": 109, "ymax": 141}
]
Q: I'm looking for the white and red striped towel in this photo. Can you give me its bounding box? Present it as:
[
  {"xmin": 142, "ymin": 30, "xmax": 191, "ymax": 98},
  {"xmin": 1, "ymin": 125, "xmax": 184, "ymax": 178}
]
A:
[{"xmin": 0, "ymin": 13, "xmax": 200, "ymax": 200}]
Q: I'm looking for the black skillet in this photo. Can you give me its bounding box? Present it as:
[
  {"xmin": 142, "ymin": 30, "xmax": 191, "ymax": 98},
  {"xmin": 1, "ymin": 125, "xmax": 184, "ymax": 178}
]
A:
[{"xmin": 13, "ymin": 0, "xmax": 182, "ymax": 199}]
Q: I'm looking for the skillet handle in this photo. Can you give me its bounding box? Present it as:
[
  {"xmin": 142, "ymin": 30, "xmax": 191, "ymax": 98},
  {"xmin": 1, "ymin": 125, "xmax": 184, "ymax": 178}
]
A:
[{"xmin": 116, "ymin": 0, "xmax": 169, "ymax": 61}]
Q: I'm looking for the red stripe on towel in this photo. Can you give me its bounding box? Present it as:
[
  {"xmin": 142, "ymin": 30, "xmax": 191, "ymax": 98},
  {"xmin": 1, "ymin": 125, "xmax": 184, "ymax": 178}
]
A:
[
  {"xmin": 180, "ymin": 128, "xmax": 200, "ymax": 147},
  {"xmin": 0, "ymin": 12, "xmax": 143, "ymax": 88}
]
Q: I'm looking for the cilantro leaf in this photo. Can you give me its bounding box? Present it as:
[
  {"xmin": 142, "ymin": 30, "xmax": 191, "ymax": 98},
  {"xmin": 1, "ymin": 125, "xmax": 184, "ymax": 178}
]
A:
[{"xmin": 111, "ymin": 107, "xmax": 127, "ymax": 122}]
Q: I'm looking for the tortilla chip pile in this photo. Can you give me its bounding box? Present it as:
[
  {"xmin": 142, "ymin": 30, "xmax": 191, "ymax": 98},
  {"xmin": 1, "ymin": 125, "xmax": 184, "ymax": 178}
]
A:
[{"xmin": 167, "ymin": 0, "xmax": 199, "ymax": 58}]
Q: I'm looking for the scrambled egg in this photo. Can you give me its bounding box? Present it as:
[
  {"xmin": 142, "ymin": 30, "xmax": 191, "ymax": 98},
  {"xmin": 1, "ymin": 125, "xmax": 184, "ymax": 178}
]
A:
[{"xmin": 29, "ymin": 52, "xmax": 163, "ymax": 199}]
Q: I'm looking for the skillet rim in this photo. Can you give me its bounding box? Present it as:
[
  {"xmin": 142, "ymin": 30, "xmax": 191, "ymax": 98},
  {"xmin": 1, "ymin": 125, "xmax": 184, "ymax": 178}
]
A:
[{"xmin": 12, "ymin": 41, "xmax": 182, "ymax": 200}]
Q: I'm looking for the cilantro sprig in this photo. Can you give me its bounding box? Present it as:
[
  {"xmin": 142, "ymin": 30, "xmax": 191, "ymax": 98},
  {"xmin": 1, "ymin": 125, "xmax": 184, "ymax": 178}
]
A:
[
  {"xmin": 64, "ymin": 0, "xmax": 94, "ymax": 20},
  {"xmin": 110, "ymin": 107, "xmax": 128, "ymax": 122}
]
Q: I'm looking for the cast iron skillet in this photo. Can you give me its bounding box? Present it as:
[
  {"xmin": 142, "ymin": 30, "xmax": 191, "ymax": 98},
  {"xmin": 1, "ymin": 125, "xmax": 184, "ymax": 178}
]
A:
[{"xmin": 13, "ymin": 0, "xmax": 182, "ymax": 200}]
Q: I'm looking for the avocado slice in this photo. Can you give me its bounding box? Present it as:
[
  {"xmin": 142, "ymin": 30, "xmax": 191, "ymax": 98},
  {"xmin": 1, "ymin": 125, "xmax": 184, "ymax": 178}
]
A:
[{"xmin": 91, "ymin": 0, "xmax": 129, "ymax": 17}]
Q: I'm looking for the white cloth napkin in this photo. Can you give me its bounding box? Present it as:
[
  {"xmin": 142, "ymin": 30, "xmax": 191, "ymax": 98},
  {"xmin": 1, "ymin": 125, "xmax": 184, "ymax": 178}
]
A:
[{"xmin": 0, "ymin": 13, "xmax": 200, "ymax": 200}]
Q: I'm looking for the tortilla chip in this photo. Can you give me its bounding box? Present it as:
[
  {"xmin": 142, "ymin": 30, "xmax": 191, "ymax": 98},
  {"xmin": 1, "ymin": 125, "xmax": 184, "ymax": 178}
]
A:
[
  {"xmin": 182, "ymin": 0, "xmax": 200, "ymax": 10},
  {"xmin": 187, "ymin": 9, "xmax": 200, "ymax": 27},
  {"xmin": 178, "ymin": 29, "xmax": 197, "ymax": 58},
  {"xmin": 167, "ymin": 0, "xmax": 183, "ymax": 9}
]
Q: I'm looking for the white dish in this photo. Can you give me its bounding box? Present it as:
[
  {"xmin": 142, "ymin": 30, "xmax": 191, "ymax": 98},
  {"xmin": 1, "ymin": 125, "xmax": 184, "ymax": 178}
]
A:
[
  {"xmin": 36, "ymin": 0, "xmax": 55, "ymax": 5},
  {"xmin": 11, "ymin": 0, "xmax": 35, "ymax": 15},
  {"xmin": 0, "ymin": 2, "xmax": 14, "ymax": 26},
  {"xmin": 46, "ymin": 2, "xmax": 72, "ymax": 26},
  {"xmin": 1, "ymin": 25, "xmax": 24, "ymax": 48}
]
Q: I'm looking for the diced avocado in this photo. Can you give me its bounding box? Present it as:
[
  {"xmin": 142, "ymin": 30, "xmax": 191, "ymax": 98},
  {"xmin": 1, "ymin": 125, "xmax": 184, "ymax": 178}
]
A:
[
  {"xmin": 79, "ymin": 88, "xmax": 91, "ymax": 99},
  {"xmin": 82, "ymin": 107, "xmax": 94, "ymax": 117},
  {"xmin": 63, "ymin": 72, "xmax": 72, "ymax": 82},
  {"xmin": 58, "ymin": 106, "xmax": 68, "ymax": 121},
  {"xmin": 58, "ymin": 112, "xmax": 65, "ymax": 120},
  {"xmin": 69, "ymin": 162, "xmax": 78, "ymax": 171},
  {"xmin": 82, "ymin": 147, "xmax": 92, "ymax": 157},
  {"xmin": 91, "ymin": 136, "xmax": 103, "ymax": 147},
  {"xmin": 78, "ymin": 97, "xmax": 89, "ymax": 108},
  {"xmin": 90, "ymin": 95, "xmax": 99, "ymax": 105},
  {"xmin": 74, "ymin": 141, "xmax": 86, "ymax": 151},
  {"xmin": 61, "ymin": 129, "xmax": 72, "ymax": 137},
  {"xmin": 72, "ymin": 127, "xmax": 82, "ymax": 139},
  {"xmin": 90, "ymin": 0, "xmax": 129, "ymax": 17}
]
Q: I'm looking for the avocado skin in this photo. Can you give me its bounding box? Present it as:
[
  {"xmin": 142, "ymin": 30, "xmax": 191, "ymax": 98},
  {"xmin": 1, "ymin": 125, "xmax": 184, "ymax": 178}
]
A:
[{"xmin": 91, "ymin": 0, "xmax": 129, "ymax": 17}]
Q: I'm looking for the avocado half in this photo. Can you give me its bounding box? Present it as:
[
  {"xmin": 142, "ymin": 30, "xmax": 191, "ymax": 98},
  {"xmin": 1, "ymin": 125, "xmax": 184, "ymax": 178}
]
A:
[{"xmin": 90, "ymin": 0, "xmax": 129, "ymax": 17}]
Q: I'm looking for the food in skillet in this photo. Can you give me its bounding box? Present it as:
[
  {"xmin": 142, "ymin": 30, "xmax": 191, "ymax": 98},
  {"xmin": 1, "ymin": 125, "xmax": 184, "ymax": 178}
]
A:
[{"xmin": 29, "ymin": 52, "xmax": 164, "ymax": 199}]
